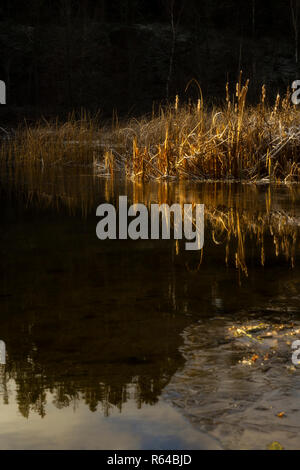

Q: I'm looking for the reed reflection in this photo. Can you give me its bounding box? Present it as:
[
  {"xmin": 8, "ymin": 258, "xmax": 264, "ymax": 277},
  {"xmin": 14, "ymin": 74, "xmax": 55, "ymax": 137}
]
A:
[{"xmin": 2, "ymin": 165, "xmax": 300, "ymax": 275}]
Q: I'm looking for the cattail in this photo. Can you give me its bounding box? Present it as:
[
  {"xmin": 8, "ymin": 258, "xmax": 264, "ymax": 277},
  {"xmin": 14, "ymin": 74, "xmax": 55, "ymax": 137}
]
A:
[
  {"xmin": 226, "ymin": 82, "xmax": 231, "ymax": 110},
  {"xmin": 226, "ymin": 82, "xmax": 230, "ymax": 102},
  {"xmin": 261, "ymin": 84, "xmax": 266, "ymax": 104},
  {"xmin": 236, "ymin": 82, "xmax": 239, "ymax": 99},
  {"xmin": 273, "ymin": 93, "xmax": 280, "ymax": 115}
]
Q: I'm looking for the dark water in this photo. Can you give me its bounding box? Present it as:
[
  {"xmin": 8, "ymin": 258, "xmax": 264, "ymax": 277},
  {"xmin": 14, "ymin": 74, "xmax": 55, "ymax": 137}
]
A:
[{"xmin": 0, "ymin": 167, "xmax": 300, "ymax": 449}]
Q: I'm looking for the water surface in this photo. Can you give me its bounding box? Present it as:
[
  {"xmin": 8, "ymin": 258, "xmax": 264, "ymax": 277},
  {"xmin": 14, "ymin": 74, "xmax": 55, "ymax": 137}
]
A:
[{"xmin": 1, "ymin": 168, "xmax": 300, "ymax": 449}]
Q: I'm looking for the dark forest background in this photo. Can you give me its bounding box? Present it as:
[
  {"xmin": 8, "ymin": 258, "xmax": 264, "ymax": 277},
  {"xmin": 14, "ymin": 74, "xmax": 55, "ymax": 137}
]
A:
[{"xmin": 1, "ymin": 0, "xmax": 300, "ymax": 120}]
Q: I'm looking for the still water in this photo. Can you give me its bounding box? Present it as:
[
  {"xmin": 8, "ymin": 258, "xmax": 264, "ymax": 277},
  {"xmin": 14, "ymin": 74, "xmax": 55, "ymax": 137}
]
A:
[{"xmin": 0, "ymin": 167, "xmax": 300, "ymax": 449}]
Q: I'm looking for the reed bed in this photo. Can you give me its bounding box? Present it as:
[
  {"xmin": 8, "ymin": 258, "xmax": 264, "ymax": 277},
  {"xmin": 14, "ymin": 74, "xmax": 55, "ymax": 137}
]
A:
[{"xmin": 2, "ymin": 75, "xmax": 300, "ymax": 181}]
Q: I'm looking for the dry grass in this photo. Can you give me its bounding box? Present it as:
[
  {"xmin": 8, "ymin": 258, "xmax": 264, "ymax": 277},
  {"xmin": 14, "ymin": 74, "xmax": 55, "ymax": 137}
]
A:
[{"xmin": 2, "ymin": 74, "xmax": 300, "ymax": 181}]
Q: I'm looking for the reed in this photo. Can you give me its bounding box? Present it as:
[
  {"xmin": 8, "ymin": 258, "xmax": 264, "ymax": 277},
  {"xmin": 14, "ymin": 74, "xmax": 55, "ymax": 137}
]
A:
[{"xmin": 1, "ymin": 110, "xmax": 100, "ymax": 167}]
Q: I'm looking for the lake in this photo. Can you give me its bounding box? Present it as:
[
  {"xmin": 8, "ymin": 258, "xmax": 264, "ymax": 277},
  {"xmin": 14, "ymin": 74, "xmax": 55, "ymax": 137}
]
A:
[{"xmin": 0, "ymin": 167, "xmax": 300, "ymax": 449}]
